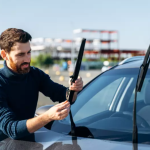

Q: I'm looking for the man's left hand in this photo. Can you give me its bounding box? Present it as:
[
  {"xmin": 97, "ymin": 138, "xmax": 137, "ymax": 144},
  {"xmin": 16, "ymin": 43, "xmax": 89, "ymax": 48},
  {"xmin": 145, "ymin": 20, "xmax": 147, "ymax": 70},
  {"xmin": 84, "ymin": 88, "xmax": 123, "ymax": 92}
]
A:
[{"xmin": 69, "ymin": 76, "xmax": 83, "ymax": 92}]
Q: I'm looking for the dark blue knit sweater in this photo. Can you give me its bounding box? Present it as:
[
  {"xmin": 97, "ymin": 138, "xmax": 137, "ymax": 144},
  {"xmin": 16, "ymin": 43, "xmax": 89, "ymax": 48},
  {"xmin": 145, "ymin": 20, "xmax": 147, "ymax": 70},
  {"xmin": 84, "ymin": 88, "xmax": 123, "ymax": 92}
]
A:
[{"xmin": 0, "ymin": 61, "xmax": 67, "ymax": 139}]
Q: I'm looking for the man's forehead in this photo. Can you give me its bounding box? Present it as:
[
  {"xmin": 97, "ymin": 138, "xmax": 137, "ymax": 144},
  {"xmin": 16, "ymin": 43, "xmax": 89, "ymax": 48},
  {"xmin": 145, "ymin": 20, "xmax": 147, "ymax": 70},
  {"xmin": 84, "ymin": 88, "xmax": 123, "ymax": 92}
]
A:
[{"xmin": 11, "ymin": 42, "xmax": 31, "ymax": 53}]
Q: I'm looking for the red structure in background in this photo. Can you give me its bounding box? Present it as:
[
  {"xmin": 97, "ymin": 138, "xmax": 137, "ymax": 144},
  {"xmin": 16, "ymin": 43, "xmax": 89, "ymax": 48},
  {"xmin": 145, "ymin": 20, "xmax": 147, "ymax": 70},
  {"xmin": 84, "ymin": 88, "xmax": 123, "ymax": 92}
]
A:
[
  {"xmin": 73, "ymin": 29, "xmax": 145, "ymax": 61},
  {"xmin": 30, "ymin": 29, "xmax": 145, "ymax": 61}
]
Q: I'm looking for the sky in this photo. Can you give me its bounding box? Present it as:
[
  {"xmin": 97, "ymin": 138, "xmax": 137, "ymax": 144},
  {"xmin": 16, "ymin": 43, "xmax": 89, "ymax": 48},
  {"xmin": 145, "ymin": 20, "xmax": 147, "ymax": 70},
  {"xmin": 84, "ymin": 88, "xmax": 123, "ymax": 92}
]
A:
[{"xmin": 0, "ymin": 0, "xmax": 150, "ymax": 50}]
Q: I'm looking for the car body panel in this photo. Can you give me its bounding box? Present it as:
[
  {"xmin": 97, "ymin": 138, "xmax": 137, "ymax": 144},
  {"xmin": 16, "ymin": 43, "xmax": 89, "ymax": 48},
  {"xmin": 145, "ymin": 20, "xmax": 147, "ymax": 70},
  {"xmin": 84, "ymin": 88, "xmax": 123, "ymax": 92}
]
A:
[{"xmin": 0, "ymin": 127, "xmax": 150, "ymax": 150}]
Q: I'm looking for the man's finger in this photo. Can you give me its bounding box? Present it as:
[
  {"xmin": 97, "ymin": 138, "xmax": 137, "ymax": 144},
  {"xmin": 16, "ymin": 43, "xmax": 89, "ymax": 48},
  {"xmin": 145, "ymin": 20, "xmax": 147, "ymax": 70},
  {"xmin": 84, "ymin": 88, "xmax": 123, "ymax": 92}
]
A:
[
  {"xmin": 61, "ymin": 110, "xmax": 70, "ymax": 117},
  {"xmin": 60, "ymin": 113, "xmax": 69, "ymax": 120},
  {"xmin": 69, "ymin": 76, "xmax": 82, "ymax": 83},
  {"xmin": 57, "ymin": 103, "xmax": 70, "ymax": 111},
  {"xmin": 71, "ymin": 82, "xmax": 83, "ymax": 87},
  {"xmin": 73, "ymin": 79, "xmax": 83, "ymax": 83},
  {"xmin": 55, "ymin": 101, "xmax": 70, "ymax": 107},
  {"xmin": 60, "ymin": 108, "xmax": 68, "ymax": 114},
  {"xmin": 56, "ymin": 102, "xmax": 69, "ymax": 109},
  {"xmin": 59, "ymin": 110, "xmax": 69, "ymax": 120},
  {"xmin": 74, "ymin": 80, "xmax": 83, "ymax": 84},
  {"xmin": 70, "ymin": 88, "xmax": 82, "ymax": 91},
  {"xmin": 70, "ymin": 86, "xmax": 82, "ymax": 90},
  {"xmin": 70, "ymin": 85, "xmax": 83, "ymax": 89}
]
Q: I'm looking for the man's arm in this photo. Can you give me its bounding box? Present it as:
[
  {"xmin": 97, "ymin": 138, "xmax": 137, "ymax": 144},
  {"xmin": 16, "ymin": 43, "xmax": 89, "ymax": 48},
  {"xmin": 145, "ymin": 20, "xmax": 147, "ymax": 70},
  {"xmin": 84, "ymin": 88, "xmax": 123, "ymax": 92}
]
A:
[
  {"xmin": 27, "ymin": 101, "xmax": 70, "ymax": 133},
  {"xmin": 0, "ymin": 99, "xmax": 70, "ymax": 139},
  {"xmin": 39, "ymin": 70, "xmax": 67, "ymax": 103},
  {"xmin": 37, "ymin": 68, "xmax": 83, "ymax": 103},
  {"xmin": 0, "ymin": 100, "xmax": 29, "ymax": 139}
]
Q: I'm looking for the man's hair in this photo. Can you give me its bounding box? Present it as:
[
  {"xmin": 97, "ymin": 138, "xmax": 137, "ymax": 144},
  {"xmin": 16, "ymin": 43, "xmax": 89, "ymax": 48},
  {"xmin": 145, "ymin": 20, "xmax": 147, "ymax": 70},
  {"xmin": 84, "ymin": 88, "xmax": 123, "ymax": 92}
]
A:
[{"xmin": 0, "ymin": 28, "xmax": 32, "ymax": 53}]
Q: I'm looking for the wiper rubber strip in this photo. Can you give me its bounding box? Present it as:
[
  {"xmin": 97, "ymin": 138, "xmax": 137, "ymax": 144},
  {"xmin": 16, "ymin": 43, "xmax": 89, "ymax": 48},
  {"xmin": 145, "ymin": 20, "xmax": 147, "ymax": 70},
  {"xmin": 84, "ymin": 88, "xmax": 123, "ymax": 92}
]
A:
[
  {"xmin": 133, "ymin": 45, "xmax": 150, "ymax": 144},
  {"xmin": 68, "ymin": 38, "xmax": 86, "ymax": 136}
]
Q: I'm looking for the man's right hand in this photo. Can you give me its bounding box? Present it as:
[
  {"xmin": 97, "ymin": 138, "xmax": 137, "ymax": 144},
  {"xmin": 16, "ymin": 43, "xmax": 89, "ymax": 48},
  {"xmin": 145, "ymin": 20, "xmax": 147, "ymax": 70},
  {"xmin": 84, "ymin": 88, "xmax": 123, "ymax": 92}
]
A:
[
  {"xmin": 46, "ymin": 101, "xmax": 70, "ymax": 121},
  {"xmin": 27, "ymin": 101, "xmax": 70, "ymax": 134}
]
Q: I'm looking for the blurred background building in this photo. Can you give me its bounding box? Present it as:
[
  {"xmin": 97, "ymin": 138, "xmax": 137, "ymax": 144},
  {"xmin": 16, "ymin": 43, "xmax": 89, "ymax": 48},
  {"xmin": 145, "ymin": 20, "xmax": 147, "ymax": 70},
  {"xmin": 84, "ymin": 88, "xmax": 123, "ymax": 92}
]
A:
[{"xmin": 30, "ymin": 28, "xmax": 145, "ymax": 61}]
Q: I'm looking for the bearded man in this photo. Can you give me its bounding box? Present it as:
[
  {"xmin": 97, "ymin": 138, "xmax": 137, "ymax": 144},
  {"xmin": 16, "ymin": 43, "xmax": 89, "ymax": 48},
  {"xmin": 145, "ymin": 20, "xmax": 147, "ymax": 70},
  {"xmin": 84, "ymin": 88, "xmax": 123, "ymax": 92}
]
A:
[{"xmin": 0, "ymin": 28, "xmax": 83, "ymax": 139}]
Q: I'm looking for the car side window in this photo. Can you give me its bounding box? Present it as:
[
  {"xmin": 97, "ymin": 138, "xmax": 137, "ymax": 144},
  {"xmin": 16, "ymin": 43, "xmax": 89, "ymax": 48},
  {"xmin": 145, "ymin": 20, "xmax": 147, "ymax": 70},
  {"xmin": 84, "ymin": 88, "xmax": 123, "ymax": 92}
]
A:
[{"xmin": 73, "ymin": 78, "xmax": 123, "ymax": 122}]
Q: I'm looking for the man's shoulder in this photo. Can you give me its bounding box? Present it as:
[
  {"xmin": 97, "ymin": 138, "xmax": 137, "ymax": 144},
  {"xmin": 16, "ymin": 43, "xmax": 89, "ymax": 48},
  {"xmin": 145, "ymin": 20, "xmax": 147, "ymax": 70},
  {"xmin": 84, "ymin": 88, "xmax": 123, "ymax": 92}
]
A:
[
  {"xmin": 0, "ymin": 67, "xmax": 5, "ymax": 73},
  {"xmin": 0, "ymin": 68, "xmax": 7, "ymax": 86},
  {"xmin": 0, "ymin": 67, "xmax": 6, "ymax": 80}
]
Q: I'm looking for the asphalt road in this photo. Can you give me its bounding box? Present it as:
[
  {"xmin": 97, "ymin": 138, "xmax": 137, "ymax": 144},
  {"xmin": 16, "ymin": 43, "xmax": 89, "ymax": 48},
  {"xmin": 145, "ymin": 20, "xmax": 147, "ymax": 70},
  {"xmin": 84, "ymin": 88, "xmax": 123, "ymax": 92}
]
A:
[{"xmin": 37, "ymin": 68, "xmax": 101, "ymax": 108}]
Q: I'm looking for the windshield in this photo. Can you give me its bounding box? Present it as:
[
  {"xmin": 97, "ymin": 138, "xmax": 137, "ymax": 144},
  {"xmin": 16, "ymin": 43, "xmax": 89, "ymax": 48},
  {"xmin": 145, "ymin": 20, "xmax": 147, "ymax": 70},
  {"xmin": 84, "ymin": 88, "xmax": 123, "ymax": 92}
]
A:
[
  {"xmin": 72, "ymin": 69, "xmax": 136, "ymax": 120},
  {"xmin": 52, "ymin": 68, "xmax": 150, "ymax": 144}
]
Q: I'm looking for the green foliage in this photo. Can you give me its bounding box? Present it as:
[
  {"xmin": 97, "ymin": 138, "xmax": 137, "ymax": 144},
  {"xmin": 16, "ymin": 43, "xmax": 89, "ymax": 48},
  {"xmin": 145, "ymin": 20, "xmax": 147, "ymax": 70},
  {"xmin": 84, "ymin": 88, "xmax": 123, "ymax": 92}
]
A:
[
  {"xmin": 31, "ymin": 54, "xmax": 53, "ymax": 68},
  {"xmin": 53, "ymin": 59, "xmax": 66, "ymax": 65},
  {"xmin": 82, "ymin": 56, "xmax": 88, "ymax": 62}
]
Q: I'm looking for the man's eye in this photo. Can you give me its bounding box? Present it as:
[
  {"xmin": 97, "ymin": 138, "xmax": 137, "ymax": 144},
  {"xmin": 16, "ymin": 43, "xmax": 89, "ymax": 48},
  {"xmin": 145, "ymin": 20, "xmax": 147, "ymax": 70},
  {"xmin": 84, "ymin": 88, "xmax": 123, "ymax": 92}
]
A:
[{"xmin": 18, "ymin": 54, "xmax": 23, "ymax": 56}]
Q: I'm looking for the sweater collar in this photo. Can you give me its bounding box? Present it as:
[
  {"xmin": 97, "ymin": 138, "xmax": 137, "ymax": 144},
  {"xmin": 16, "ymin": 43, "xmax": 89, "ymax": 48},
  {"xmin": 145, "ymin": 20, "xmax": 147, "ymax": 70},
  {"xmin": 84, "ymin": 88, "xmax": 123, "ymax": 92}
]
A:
[{"xmin": 3, "ymin": 61, "xmax": 29, "ymax": 80}]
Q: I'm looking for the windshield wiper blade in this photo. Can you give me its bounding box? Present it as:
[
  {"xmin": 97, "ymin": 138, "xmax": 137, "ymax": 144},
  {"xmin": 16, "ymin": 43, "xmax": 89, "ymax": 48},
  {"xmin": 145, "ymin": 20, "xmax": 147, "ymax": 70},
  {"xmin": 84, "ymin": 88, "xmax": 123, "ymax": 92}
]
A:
[
  {"xmin": 68, "ymin": 38, "xmax": 86, "ymax": 136},
  {"xmin": 133, "ymin": 45, "xmax": 150, "ymax": 144},
  {"xmin": 137, "ymin": 46, "xmax": 150, "ymax": 92}
]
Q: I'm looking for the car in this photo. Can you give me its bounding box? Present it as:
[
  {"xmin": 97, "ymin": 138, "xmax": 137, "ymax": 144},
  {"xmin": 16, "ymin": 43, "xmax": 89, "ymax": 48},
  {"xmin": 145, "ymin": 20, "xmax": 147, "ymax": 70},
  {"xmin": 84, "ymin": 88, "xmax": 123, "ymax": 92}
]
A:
[{"xmin": 1, "ymin": 56, "xmax": 150, "ymax": 150}]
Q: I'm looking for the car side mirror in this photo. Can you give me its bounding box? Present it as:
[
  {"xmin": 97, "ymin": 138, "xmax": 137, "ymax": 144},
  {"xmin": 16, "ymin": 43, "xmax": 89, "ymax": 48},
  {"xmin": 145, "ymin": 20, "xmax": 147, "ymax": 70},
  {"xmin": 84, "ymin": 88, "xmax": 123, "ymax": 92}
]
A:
[{"xmin": 35, "ymin": 105, "xmax": 54, "ymax": 116}]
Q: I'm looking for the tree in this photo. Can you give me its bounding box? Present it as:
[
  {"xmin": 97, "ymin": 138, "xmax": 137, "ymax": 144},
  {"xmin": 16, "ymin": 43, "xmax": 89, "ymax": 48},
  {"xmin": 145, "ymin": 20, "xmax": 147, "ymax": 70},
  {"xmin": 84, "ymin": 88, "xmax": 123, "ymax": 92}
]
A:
[{"xmin": 31, "ymin": 54, "xmax": 53, "ymax": 68}]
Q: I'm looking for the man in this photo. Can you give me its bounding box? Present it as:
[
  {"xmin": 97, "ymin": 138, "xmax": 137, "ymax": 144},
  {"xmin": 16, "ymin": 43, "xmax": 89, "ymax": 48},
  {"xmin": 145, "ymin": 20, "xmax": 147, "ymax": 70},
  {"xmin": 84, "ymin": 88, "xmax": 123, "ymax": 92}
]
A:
[{"xmin": 0, "ymin": 28, "xmax": 83, "ymax": 140}]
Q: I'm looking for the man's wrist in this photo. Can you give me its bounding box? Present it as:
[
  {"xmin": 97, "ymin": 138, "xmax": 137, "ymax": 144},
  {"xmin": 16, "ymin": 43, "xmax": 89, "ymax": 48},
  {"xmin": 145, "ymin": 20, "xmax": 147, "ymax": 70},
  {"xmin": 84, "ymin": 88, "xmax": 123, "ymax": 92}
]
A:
[
  {"xmin": 66, "ymin": 87, "xmax": 70, "ymax": 100},
  {"xmin": 44, "ymin": 111, "xmax": 53, "ymax": 122}
]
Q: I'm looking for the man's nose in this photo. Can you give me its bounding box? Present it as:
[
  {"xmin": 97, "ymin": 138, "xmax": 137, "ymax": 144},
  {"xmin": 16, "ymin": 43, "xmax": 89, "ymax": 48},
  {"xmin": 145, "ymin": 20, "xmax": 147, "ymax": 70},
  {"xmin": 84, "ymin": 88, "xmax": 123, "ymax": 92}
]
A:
[{"xmin": 24, "ymin": 53, "xmax": 31, "ymax": 63}]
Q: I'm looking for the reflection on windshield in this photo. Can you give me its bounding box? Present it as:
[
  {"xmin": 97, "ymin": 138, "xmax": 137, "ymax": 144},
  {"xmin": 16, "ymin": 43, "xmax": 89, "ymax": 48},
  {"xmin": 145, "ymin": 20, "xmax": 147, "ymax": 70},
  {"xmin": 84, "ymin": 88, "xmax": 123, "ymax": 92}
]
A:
[
  {"xmin": 46, "ymin": 137, "xmax": 81, "ymax": 150},
  {"xmin": 0, "ymin": 136, "xmax": 43, "ymax": 150}
]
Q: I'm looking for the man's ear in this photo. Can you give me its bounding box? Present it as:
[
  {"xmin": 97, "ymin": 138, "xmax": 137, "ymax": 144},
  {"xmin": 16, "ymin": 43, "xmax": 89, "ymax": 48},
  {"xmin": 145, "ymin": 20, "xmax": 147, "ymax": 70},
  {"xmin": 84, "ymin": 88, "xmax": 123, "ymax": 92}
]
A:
[{"xmin": 1, "ymin": 50, "xmax": 8, "ymax": 60}]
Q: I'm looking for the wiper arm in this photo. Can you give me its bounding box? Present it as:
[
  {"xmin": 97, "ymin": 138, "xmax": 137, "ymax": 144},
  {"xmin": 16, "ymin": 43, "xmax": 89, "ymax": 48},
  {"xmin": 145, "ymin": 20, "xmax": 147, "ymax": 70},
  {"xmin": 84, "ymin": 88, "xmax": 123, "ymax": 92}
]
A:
[
  {"xmin": 137, "ymin": 46, "xmax": 150, "ymax": 92},
  {"xmin": 68, "ymin": 38, "xmax": 86, "ymax": 136},
  {"xmin": 133, "ymin": 45, "xmax": 150, "ymax": 144}
]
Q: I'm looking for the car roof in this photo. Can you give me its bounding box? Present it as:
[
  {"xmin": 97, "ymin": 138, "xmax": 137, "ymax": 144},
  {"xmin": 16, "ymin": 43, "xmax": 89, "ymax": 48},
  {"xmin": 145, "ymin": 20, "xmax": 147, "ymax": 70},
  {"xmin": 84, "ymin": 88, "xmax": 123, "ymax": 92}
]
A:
[{"xmin": 115, "ymin": 56, "xmax": 145, "ymax": 69}]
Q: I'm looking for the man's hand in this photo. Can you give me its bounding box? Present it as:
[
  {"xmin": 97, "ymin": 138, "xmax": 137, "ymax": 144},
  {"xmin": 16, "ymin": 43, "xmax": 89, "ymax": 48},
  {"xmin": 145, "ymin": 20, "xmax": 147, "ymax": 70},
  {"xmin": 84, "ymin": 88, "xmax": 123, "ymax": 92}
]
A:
[
  {"xmin": 68, "ymin": 76, "xmax": 83, "ymax": 103},
  {"xmin": 46, "ymin": 101, "xmax": 70, "ymax": 121},
  {"xmin": 27, "ymin": 101, "xmax": 70, "ymax": 134},
  {"xmin": 69, "ymin": 76, "xmax": 83, "ymax": 92}
]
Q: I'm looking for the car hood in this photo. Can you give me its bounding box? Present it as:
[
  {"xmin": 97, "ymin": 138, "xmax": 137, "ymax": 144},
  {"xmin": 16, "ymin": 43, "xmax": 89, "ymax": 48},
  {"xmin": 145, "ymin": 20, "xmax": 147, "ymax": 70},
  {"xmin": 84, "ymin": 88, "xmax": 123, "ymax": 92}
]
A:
[{"xmin": 0, "ymin": 127, "xmax": 150, "ymax": 150}]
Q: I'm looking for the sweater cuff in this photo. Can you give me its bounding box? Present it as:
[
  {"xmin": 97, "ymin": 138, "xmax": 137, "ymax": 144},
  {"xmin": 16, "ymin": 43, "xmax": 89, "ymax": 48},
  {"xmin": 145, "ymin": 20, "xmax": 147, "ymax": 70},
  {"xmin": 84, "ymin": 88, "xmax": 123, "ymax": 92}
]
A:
[{"xmin": 16, "ymin": 120, "xmax": 30, "ymax": 138}]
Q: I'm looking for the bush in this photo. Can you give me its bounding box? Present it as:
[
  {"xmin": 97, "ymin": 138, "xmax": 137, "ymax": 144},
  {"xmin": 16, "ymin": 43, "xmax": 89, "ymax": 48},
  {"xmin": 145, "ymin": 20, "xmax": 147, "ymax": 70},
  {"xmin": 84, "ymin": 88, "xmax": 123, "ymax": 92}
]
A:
[{"xmin": 31, "ymin": 54, "xmax": 53, "ymax": 68}]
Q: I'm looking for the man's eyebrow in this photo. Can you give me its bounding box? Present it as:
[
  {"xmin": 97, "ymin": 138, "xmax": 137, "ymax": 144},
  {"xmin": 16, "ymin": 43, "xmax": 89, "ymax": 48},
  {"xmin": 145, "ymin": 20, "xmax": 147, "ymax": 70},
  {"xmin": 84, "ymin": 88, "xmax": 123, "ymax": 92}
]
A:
[
  {"xmin": 16, "ymin": 52, "xmax": 25, "ymax": 55},
  {"xmin": 16, "ymin": 49, "xmax": 31, "ymax": 56}
]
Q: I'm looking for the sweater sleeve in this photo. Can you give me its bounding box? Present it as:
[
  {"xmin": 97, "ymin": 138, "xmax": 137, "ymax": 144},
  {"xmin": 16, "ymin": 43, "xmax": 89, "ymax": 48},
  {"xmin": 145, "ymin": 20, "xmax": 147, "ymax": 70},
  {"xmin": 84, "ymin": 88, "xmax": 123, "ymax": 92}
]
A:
[
  {"xmin": 38, "ymin": 69, "xmax": 67, "ymax": 103},
  {"xmin": 0, "ymin": 89, "xmax": 30, "ymax": 139}
]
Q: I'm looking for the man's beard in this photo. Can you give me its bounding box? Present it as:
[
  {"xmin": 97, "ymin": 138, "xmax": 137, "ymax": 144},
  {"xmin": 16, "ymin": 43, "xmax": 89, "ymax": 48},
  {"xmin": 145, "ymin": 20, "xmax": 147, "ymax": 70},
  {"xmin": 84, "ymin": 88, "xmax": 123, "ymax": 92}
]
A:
[{"xmin": 9, "ymin": 57, "xmax": 30, "ymax": 74}]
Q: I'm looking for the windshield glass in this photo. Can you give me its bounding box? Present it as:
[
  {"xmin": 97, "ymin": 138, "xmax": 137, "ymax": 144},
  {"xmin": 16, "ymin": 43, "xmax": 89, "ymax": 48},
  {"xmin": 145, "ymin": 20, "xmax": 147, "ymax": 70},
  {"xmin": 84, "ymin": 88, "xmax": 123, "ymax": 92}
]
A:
[{"xmin": 70, "ymin": 68, "xmax": 150, "ymax": 143}]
